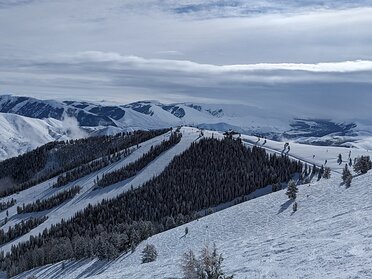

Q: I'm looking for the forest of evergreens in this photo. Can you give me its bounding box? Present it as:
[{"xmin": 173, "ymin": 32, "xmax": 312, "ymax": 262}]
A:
[
  {"xmin": 0, "ymin": 137, "xmax": 302, "ymax": 276},
  {"xmin": 0, "ymin": 217, "xmax": 48, "ymax": 246},
  {"xmin": 96, "ymin": 132, "xmax": 182, "ymax": 188},
  {"xmin": 0, "ymin": 129, "xmax": 170, "ymax": 198},
  {"xmin": 17, "ymin": 186, "xmax": 81, "ymax": 214}
]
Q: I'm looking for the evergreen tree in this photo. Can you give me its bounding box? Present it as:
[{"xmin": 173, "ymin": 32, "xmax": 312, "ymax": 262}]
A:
[
  {"xmin": 141, "ymin": 244, "xmax": 158, "ymax": 263},
  {"xmin": 353, "ymin": 156, "xmax": 372, "ymax": 174},
  {"xmin": 323, "ymin": 167, "xmax": 331, "ymax": 179},
  {"xmin": 342, "ymin": 164, "xmax": 353, "ymax": 187},
  {"xmin": 286, "ymin": 180, "xmax": 298, "ymax": 200}
]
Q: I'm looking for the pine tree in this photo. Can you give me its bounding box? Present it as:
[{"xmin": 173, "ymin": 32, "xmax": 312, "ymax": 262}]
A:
[
  {"xmin": 141, "ymin": 244, "xmax": 158, "ymax": 263},
  {"xmin": 342, "ymin": 164, "xmax": 352, "ymax": 187},
  {"xmin": 345, "ymin": 175, "xmax": 352, "ymax": 188},
  {"xmin": 323, "ymin": 167, "xmax": 331, "ymax": 179},
  {"xmin": 286, "ymin": 180, "xmax": 298, "ymax": 200},
  {"xmin": 353, "ymin": 156, "xmax": 372, "ymax": 174}
]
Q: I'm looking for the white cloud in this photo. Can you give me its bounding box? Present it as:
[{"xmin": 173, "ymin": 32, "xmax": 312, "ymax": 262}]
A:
[{"xmin": 0, "ymin": 0, "xmax": 371, "ymax": 107}]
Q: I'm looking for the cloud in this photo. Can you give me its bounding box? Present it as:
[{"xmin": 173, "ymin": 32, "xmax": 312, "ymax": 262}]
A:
[
  {"xmin": 3, "ymin": 51, "xmax": 372, "ymax": 88},
  {"xmin": 61, "ymin": 114, "xmax": 88, "ymax": 139},
  {"xmin": 0, "ymin": 0, "xmax": 372, "ymax": 114}
]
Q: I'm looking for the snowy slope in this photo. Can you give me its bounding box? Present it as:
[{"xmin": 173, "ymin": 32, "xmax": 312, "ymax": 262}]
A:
[
  {"xmin": 26, "ymin": 171, "xmax": 372, "ymax": 279},
  {"xmin": 0, "ymin": 113, "xmax": 84, "ymax": 161},
  {"xmin": 0, "ymin": 127, "xmax": 200, "ymax": 254},
  {"xmin": 4, "ymin": 127, "xmax": 372, "ymax": 279}
]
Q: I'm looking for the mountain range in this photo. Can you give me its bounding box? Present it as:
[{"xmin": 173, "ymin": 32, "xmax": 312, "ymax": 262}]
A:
[{"xmin": 0, "ymin": 94, "xmax": 371, "ymax": 161}]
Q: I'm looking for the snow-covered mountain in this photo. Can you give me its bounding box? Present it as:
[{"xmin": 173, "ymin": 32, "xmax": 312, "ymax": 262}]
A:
[
  {"xmin": 0, "ymin": 112, "xmax": 85, "ymax": 161},
  {"xmin": 2, "ymin": 127, "xmax": 371, "ymax": 279},
  {"xmin": 1, "ymin": 95, "xmax": 371, "ymax": 155}
]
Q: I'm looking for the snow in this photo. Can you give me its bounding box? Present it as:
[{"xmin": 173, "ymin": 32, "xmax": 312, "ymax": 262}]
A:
[
  {"xmin": 4, "ymin": 127, "xmax": 372, "ymax": 278},
  {"xmin": 0, "ymin": 127, "xmax": 200, "ymax": 253},
  {"xmin": 241, "ymin": 135, "xmax": 372, "ymax": 173},
  {"xmin": 0, "ymin": 113, "xmax": 77, "ymax": 161},
  {"xmin": 16, "ymin": 158, "xmax": 372, "ymax": 278},
  {"xmin": 2, "ymin": 95, "xmax": 372, "ymax": 156}
]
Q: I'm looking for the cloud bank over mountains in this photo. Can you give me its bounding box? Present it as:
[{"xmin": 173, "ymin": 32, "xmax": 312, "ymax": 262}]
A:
[{"xmin": 1, "ymin": 0, "xmax": 372, "ymax": 106}]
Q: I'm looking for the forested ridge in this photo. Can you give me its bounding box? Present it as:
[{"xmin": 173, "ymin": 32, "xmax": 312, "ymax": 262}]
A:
[
  {"xmin": 0, "ymin": 129, "xmax": 170, "ymax": 198},
  {"xmin": 17, "ymin": 186, "xmax": 81, "ymax": 214},
  {"xmin": 96, "ymin": 132, "xmax": 182, "ymax": 188},
  {"xmin": 53, "ymin": 148, "xmax": 133, "ymax": 188},
  {"xmin": 0, "ymin": 217, "xmax": 47, "ymax": 246},
  {"xmin": 0, "ymin": 137, "xmax": 303, "ymax": 276}
]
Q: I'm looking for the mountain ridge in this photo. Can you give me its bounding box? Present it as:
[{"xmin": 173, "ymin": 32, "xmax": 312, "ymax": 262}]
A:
[{"xmin": 0, "ymin": 94, "xmax": 371, "ymax": 161}]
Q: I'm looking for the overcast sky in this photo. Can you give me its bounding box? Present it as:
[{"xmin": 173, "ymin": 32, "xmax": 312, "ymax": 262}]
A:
[{"xmin": 1, "ymin": 0, "xmax": 372, "ymax": 110}]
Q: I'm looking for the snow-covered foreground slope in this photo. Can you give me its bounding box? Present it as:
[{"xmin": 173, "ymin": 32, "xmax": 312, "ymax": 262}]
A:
[
  {"xmin": 0, "ymin": 113, "xmax": 84, "ymax": 161},
  {"xmin": 10, "ymin": 128, "xmax": 372, "ymax": 279}
]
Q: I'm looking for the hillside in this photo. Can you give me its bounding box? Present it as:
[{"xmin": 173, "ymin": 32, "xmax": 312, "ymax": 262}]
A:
[
  {"xmin": 11, "ymin": 129, "xmax": 372, "ymax": 279},
  {"xmin": 0, "ymin": 127, "xmax": 369, "ymax": 278},
  {"xmin": 0, "ymin": 113, "xmax": 84, "ymax": 161},
  {"xmin": 18, "ymin": 162, "xmax": 372, "ymax": 279}
]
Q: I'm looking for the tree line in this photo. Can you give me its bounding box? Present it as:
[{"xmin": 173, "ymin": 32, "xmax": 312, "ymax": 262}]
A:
[
  {"xmin": 0, "ymin": 137, "xmax": 302, "ymax": 277},
  {"xmin": 17, "ymin": 186, "xmax": 81, "ymax": 214},
  {"xmin": 0, "ymin": 129, "xmax": 170, "ymax": 198},
  {"xmin": 0, "ymin": 199, "xmax": 16, "ymax": 212},
  {"xmin": 53, "ymin": 148, "xmax": 133, "ymax": 188},
  {"xmin": 97, "ymin": 132, "xmax": 182, "ymax": 188},
  {"xmin": 0, "ymin": 216, "xmax": 47, "ymax": 246}
]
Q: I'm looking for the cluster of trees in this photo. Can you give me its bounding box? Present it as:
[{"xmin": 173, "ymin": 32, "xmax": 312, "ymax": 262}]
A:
[
  {"xmin": 181, "ymin": 244, "xmax": 233, "ymax": 279},
  {"xmin": 341, "ymin": 156, "xmax": 371, "ymax": 188},
  {"xmin": 17, "ymin": 186, "xmax": 81, "ymax": 214},
  {"xmin": 0, "ymin": 199, "xmax": 16, "ymax": 212},
  {"xmin": 53, "ymin": 148, "xmax": 132, "ymax": 188},
  {"xmin": 0, "ymin": 142, "xmax": 57, "ymax": 198},
  {"xmin": 0, "ymin": 217, "xmax": 47, "ymax": 246},
  {"xmin": 97, "ymin": 132, "xmax": 182, "ymax": 188},
  {"xmin": 0, "ymin": 129, "xmax": 170, "ymax": 198},
  {"xmin": 353, "ymin": 156, "xmax": 372, "ymax": 174},
  {"xmin": 0, "ymin": 137, "xmax": 302, "ymax": 277}
]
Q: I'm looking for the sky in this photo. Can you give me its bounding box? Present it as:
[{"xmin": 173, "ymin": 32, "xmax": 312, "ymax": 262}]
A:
[{"xmin": 1, "ymin": 0, "xmax": 372, "ymax": 109}]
